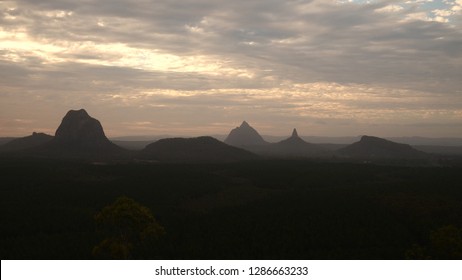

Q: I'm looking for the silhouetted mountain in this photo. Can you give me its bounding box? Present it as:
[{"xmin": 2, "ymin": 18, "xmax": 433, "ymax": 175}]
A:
[
  {"xmin": 140, "ymin": 136, "xmax": 258, "ymax": 162},
  {"xmin": 413, "ymin": 145, "xmax": 462, "ymax": 156},
  {"xmin": 112, "ymin": 140, "xmax": 153, "ymax": 151},
  {"xmin": 0, "ymin": 137, "xmax": 16, "ymax": 146},
  {"xmin": 0, "ymin": 132, "xmax": 53, "ymax": 153},
  {"xmin": 337, "ymin": 135, "xmax": 428, "ymax": 159},
  {"xmin": 388, "ymin": 136, "xmax": 462, "ymax": 146},
  {"xmin": 257, "ymin": 129, "xmax": 329, "ymax": 158},
  {"xmin": 35, "ymin": 109, "xmax": 126, "ymax": 158},
  {"xmin": 224, "ymin": 121, "xmax": 268, "ymax": 147}
]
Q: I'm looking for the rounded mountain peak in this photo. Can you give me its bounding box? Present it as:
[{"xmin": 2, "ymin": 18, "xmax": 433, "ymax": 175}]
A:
[
  {"xmin": 54, "ymin": 109, "xmax": 109, "ymax": 146},
  {"xmin": 240, "ymin": 121, "xmax": 250, "ymax": 128},
  {"xmin": 60, "ymin": 109, "xmax": 91, "ymax": 121},
  {"xmin": 359, "ymin": 135, "xmax": 388, "ymax": 144}
]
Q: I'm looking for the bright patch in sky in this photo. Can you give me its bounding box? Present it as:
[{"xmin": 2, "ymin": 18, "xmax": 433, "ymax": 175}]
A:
[{"xmin": 1, "ymin": 0, "xmax": 461, "ymax": 137}]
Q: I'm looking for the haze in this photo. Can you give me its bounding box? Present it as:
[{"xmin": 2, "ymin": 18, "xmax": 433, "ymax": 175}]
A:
[{"xmin": 1, "ymin": 0, "xmax": 461, "ymax": 138}]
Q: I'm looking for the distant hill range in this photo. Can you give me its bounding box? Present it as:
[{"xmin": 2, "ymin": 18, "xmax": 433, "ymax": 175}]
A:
[
  {"xmin": 337, "ymin": 135, "xmax": 428, "ymax": 159},
  {"xmin": 2, "ymin": 113, "xmax": 462, "ymax": 162},
  {"xmin": 140, "ymin": 136, "xmax": 258, "ymax": 162},
  {"xmin": 224, "ymin": 122, "xmax": 328, "ymax": 158},
  {"xmin": 0, "ymin": 132, "xmax": 53, "ymax": 153},
  {"xmin": 0, "ymin": 109, "xmax": 127, "ymax": 159}
]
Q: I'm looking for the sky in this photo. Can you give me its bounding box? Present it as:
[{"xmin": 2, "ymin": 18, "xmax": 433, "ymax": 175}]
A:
[{"xmin": 1, "ymin": 0, "xmax": 461, "ymax": 138}]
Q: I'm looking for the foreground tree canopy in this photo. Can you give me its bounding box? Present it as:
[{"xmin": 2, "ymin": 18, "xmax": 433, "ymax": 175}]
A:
[{"xmin": 93, "ymin": 196, "xmax": 165, "ymax": 259}]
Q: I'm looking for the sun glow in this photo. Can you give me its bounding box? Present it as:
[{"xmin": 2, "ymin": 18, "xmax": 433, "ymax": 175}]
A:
[{"xmin": 0, "ymin": 29, "xmax": 253, "ymax": 78}]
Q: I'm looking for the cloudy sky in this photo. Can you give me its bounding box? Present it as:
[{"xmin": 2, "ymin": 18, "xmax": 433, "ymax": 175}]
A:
[{"xmin": 1, "ymin": 0, "xmax": 461, "ymax": 138}]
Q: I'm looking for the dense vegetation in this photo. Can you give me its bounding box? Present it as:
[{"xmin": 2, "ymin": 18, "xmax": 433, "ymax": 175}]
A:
[{"xmin": 1, "ymin": 158, "xmax": 461, "ymax": 259}]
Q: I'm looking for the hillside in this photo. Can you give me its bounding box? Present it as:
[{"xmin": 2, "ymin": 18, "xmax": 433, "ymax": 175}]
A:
[
  {"xmin": 337, "ymin": 135, "xmax": 428, "ymax": 159},
  {"xmin": 266, "ymin": 129, "xmax": 329, "ymax": 158},
  {"xmin": 140, "ymin": 136, "xmax": 258, "ymax": 162},
  {"xmin": 0, "ymin": 132, "xmax": 53, "ymax": 153}
]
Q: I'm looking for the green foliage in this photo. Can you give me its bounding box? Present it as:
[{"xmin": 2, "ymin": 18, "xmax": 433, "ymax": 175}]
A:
[
  {"xmin": 92, "ymin": 238, "xmax": 133, "ymax": 259},
  {"xmin": 406, "ymin": 225, "xmax": 462, "ymax": 259},
  {"xmin": 93, "ymin": 196, "xmax": 165, "ymax": 259},
  {"xmin": 429, "ymin": 225, "xmax": 462, "ymax": 259},
  {"xmin": 405, "ymin": 244, "xmax": 429, "ymax": 260}
]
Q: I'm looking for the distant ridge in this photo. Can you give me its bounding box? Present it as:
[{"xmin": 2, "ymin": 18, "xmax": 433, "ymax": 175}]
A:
[
  {"xmin": 337, "ymin": 135, "xmax": 428, "ymax": 159},
  {"xmin": 0, "ymin": 132, "xmax": 53, "ymax": 153},
  {"xmin": 2, "ymin": 111, "xmax": 458, "ymax": 161},
  {"xmin": 0, "ymin": 137, "xmax": 16, "ymax": 146},
  {"xmin": 224, "ymin": 121, "xmax": 268, "ymax": 147},
  {"xmin": 140, "ymin": 136, "xmax": 258, "ymax": 162}
]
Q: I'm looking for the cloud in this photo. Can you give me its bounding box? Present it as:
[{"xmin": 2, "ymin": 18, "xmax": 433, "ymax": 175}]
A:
[{"xmin": 1, "ymin": 0, "xmax": 461, "ymax": 137}]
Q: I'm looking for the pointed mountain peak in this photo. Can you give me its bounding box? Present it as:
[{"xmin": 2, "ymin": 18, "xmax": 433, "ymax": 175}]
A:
[
  {"xmin": 240, "ymin": 121, "xmax": 250, "ymax": 128},
  {"xmin": 292, "ymin": 128, "xmax": 298, "ymax": 138},
  {"xmin": 225, "ymin": 121, "xmax": 267, "ymax": 146}
]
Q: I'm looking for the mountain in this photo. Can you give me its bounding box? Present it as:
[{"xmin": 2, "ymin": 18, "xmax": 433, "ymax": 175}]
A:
[
  {"xmin": 388, "ymin": 137, "xmax": 462, "ymax": 146},
  {"xmin": 0, "ymin": 137, "xmax": 16, "ymax": 146},
  {"xmin": 54, "ymin": 109, "xmax": 110, "ymax": 147},
  {"xmin": 262, "ymin": 129, "xmax": 329, "ymax": 158},
  {"xmin": 0, "ymin": 132, "xmax": 53, "ymax": 153},
  {"xmin": 140, "ymin": 136, "xmax": 258, "ymax": 162},
  {"xmin": 112, "ymin": 140, "xmax": 153, "ymax": 151},
  {"xmin": 337, "ymin": 135, "xmax": 428, "ymax": 159},
  {"xmin": 36, "ymin": 109, "xmax": 126, "ymax": 158},
  {"xmin": 224, "ymin": 121, "xmax": 268, "ymax": 147}
]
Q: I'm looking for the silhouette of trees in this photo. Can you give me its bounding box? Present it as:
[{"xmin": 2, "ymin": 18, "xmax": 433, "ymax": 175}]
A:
[
  {"xmin": 92, "ymin": 196, "xmax": 165, "ymax": 259},
  {"xmin": 406, "ymin": 225, "xmax": 462, "ymax": 259},
  {"xmin": 429, "ymin": 225, "xmax": 462, "ymax": 259}
]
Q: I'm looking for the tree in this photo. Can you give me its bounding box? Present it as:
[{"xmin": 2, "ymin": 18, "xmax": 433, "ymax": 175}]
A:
[
  {"xmin": 92, "ymin": 196, "xmax": 165, "ymax": 259},
  {"xmin": 406, "ymin": 225, "xmax": 462, "ymax": 259},
  {"xmin": 429, "ymin": 225, "xmax": 462, "ymax": 259}
]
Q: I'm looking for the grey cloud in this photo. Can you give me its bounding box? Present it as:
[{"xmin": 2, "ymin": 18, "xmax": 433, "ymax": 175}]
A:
[
  {"xmin": 2, "ymin": 0, "xmax": 462, "ymax": 137},
  {"xmin": 5, "ymin": 0, "xmax": 462, "ymax": 91}
]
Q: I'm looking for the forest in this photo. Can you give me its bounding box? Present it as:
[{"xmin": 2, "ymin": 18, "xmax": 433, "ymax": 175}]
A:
[{"xmin": 1, "ymin": 158, "xmax": 462, "ymax": 259}]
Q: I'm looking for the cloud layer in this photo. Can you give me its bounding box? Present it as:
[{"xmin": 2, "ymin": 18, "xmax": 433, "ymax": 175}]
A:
[{"xmin": 1, "ymin": 0, "xmax": 461, "ymax": 137}]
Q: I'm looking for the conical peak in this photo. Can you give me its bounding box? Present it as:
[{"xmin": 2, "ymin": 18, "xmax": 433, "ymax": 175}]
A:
[
  {"xmin": 240, "ymin": 121, "xmax": 250, "ymax": 128},
  {"xmin": 292, "ymin": 128, "xmax": 298, "ymax": 137},
  {"xmin": 225, "ymin": 121, "xmax": 267, "ymax": 146}
]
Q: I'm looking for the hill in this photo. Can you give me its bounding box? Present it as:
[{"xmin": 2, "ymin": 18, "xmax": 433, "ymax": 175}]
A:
[
  {"xmin": 337, "ymin": 135, "xmax": 428, "ymax": 159},
  {"xmin": 140, "ymin": 136, "xmax": 258, "ymax": 162},
  {"xmin": 0, "ymin": 132, "xmax": 53, "ymax": 153}
]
